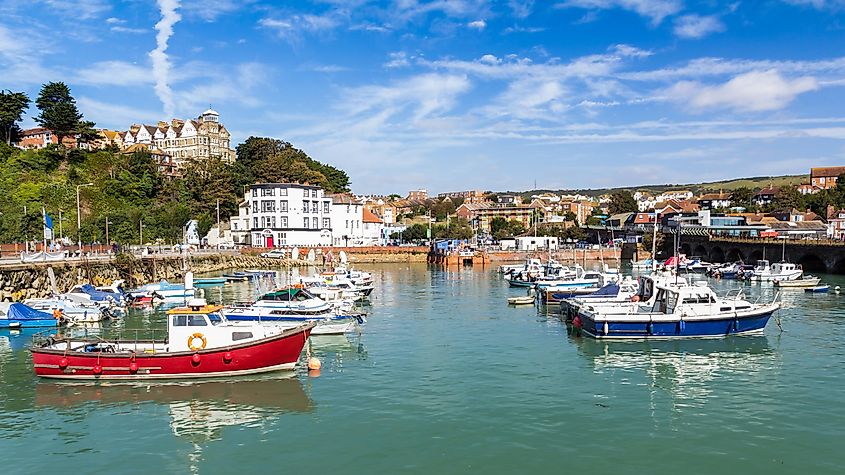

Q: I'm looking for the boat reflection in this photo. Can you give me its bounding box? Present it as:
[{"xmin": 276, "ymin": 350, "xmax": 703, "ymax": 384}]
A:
[
  {"xmin": 35, "ymin": 374, "xmax": 314, "ymax": 443},
  {"xmin": 571, "ymin": 335, "xmax": 778, "ymax": 407}
]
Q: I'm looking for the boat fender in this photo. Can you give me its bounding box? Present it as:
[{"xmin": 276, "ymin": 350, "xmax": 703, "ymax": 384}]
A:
[
  {"xmin": 187, "ymin": 333, "xmax": 207, "ymax": 351},
  {"xmin": 678, "ymin": 319, "xmax": 686, "ymax": 334},
  {"xmin": 572, "ymin": 315, "xmax": 582, "ymax": 329},
  {"xmin": 58, "ymin": 357, "xmax": 68, "ymax": 370},
  {"xmin": 645, "ymin": 321, "xmax": 652, "ymax": 335},
  {"xmin": 129, "ymin": 361, "xmax": 139, "ymax": 373},
  {"xmin": 191, "ymin": 353, "xmax": 201, "ymax": 365},
  {"xmin": 92, "ymin": 364, "xmax": 103, "ymax": 375},
  {"xmin": 223, "ymin": 352, "xmax": 233, "ymax": 364},
  {"xmin": 603, "ymin": 322, "xmax": 609, "ymax": 335}
]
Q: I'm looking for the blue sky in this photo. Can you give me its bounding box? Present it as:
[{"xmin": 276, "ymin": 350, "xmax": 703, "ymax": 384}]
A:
[{"xmin": 2, "ymin": 1, "xmax": 845, "ymax": 194}]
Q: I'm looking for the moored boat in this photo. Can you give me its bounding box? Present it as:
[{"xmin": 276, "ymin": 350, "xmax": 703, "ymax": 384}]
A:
[
  {"xmin": 0, "ymin": 302, "xmax": 60, "ymax": 328},
  {"xmin": 805, "ymin": 285, "xmax": 830, "ymax": 293},
  {"xmin": 572, "ymin": 280, "xmax": 780, "ymax": 339},
  {"xmin": 30, "ymin": 299, "xmax": 314, "ymax": 380},
  {"xmin": 507, "ymin": 296, "xmax": 535, "ymax": 305},
  {"xmin": 774, "ymin": 276, "xmax": 821, "ymax": 288}
]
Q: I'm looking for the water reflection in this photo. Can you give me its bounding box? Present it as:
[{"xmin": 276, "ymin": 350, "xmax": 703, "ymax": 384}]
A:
[
  {"xmin": 35, "ymin": 375, "xmax": 313, "ymax": 442},
  {"xmin": 572, "ymin": 336, "xmax": 779, "ymax": 409}
]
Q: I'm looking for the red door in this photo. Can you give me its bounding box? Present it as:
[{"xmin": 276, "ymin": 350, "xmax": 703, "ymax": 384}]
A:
[{"xmin": 266, "ymin": 236, "xmax": 274, "ymax": 248}]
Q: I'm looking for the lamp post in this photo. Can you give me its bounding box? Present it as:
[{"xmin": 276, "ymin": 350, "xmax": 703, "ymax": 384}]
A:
[
  {"xmin": 105, "ymin": 217, "xmax": 113, "ymax": 246},
  {"xmin": 139, "ymin": 219, "xmax": 144, "ymax": 247},
  {"xmin": 76, "ymin": 183, "xmax": 93, "ymax": 253}
]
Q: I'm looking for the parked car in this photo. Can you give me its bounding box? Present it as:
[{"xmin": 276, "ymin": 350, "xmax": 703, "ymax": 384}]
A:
[{"xmin": 260, "ymin": 249, "xmax": 286, "ymax": 259}]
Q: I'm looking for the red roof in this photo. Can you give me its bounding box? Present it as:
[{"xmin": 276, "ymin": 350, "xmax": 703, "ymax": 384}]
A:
[{"xmin": 362, "ymin": 209, "xmax": 382, "ymax": 224}]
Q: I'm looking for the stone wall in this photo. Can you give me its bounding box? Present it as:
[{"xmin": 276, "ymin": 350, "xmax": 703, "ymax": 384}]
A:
[{"xmin": 0, "ymin": 254, "xmax": 307, "ymax": 302}]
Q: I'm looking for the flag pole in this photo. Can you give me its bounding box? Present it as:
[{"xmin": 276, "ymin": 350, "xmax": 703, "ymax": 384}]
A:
[{"xmin": 42, "ymin": 207, "xmax": 47, "ymax": 261}]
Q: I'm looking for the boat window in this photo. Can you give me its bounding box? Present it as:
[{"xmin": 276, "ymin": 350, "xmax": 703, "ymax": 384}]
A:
[
  {"xmin": 666, "ymin": 291, "xmax": 678, "ymax": 313},
  {"xmin": 188, "ymin": 315, "xmax": 208, "ymax": 326},
  {"xmin": 232, "ymin": 332, "xmax": 253, "ymax": 341},
  {"xmin": 208, "ymin": 313, "xmax": 223, "ymax": 325},
  {"xmin": 172, "ymin": 315, "xmax": 188, "ymax": 327}
]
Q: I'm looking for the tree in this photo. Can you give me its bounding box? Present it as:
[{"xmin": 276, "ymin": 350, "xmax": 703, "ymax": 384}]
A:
[
  {"xmin": 490, "ymin": 217, "xmax": 508, "ymax": 236},
  {"xmin": 608, "ymin": 191, "xmax": 637, "ymax": 214},
  {"xmin": 0, "ymin": 90, "xmax": 30, "ymax": 145},
  {"xmin": 730, "ymin": 186, "xmax": 753, "ymax": 209},
  {"xmin": 237, "ymin": 136, "xmax": 350, "ymax": 192},
  {"xmin": 771, "ymin": 186, "xmax": 804, "ymax": 211},
  {"xmin": 35, "ymin": 83, "xmax": 84, "ymax": 149},
  {"xmin": 641, "ymin": 230, "xmax": 664, "ymax": 257},
  {"xmin": 74, "ymin": 120, "xmax": 101, "ymax": 149},
  {"xmin": 564, "ymin": 211, "xmax": 577, "ymax": 223}
]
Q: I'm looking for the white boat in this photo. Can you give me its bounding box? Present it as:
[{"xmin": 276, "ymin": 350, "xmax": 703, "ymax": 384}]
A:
[
  {"xmin": 24, "ymin": 297, "xmax": 109, "ymax": 323},
  {"xmin": 507, "ymin": 296, "xmax": 535, "ymax": 305},
  {"xmin": 749, "ymin": 260, "xmax": 803, "ymax": 282},
  {"xmin": 774, "ymin": 276, "xmax": 821, "ymax": 287}
]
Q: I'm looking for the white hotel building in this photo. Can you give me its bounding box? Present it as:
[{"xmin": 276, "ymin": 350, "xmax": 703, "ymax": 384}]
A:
[{"xmin": 230, "ymin": 183, "xmax": 369, "ymax": 247}]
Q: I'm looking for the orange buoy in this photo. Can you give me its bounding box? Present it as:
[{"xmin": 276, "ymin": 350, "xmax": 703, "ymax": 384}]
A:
[
  {"xmin": 223, "ymin": 352, "xmax": 233, "ymax": 363},
  {"xmin": 92, "ymin": 364, "xmax": 103, "ymax": 375},
  {"xmin": 191, "ymin": 353, "xmax": 201, "ymax": 364},
  {"xmin": 307, "ymin": 357, "xmax": 322, "ymax": 370},
  {"xmin": 129, "ymin": 361, "xmax": 139, "ymax": 373},
  {"xmin": 58, "ymin": 357, "xmax": 68, "ymax": 369}
]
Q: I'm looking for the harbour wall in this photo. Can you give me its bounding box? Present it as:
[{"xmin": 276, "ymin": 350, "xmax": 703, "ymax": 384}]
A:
[{"xmin": 0, "ymin": 254, "xmax": 306, "ymax": 302}]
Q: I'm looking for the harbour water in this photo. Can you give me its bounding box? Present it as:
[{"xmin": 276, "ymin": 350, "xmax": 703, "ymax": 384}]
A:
[{"xmin": 1, "ymin": 263, "xmax": 844, "ymax": 474}]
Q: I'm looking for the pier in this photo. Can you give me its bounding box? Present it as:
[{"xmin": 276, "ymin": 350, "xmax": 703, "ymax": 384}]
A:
[{"xmin": 673, "ymin": 235, "xmax": 845, "ymax": 273}]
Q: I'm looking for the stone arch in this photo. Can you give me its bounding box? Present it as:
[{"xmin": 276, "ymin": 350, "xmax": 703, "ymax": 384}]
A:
[
  {"xmin": 832, "ymin": 258, "xmax": 845, "ymax": 275},
  {"xmin": 726, "ymin": 248, "xmax": 743, "ymax": 263},
  {"xmin": 710, "ymin": 246, "xmax": 725, "ymax": 263},
  {"xmin": 797, "ymin": 253, "xmax": 827, "ymax": 273},
  {"xmin": 748, "ymin": 249, "xmax": 764, "ymax": 263},
  {"xmin": 681, "ymin": 243, "xmax": 692, "ymax": 256},
  {"xmin": 693, "ymin": 244, "xmax": 708, "ymax": 257}
]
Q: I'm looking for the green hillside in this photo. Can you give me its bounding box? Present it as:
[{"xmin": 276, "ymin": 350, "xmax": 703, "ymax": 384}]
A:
[{"xmin": 513, "ymin": 174, "xmax": 808, "ymax": 198}]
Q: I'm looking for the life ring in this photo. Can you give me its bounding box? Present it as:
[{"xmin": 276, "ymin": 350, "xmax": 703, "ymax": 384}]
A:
[{"xmin": 187, "ymin": 333, "xmax": 207, "ymax": 351}]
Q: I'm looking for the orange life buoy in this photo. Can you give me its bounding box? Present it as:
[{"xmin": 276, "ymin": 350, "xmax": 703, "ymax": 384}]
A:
[{"xmin": 187, "ymin": 333, "xmax": 207, "ymax": 351}]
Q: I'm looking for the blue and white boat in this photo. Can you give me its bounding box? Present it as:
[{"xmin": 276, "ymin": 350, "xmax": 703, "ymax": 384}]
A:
[
  {"xmin": 220, "ymin": 288, "xmax": 365, "ymax": 335},
  {"xmin": 23, "ymin": 297, "xmax": 109, "ymax": 323},
  {"xmin": 0, "ymin": 302, "xmax": 58, "ymax": 328},
  {"xmin": 129, "ymin": 279, "xmax": 194, "ymax": 301},
  {"xmin": 572, "ymin": 279, "xmax": 780, "ymax": 339}
]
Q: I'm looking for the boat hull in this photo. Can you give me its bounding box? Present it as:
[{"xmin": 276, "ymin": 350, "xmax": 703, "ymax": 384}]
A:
[
  {"xmin": 31, "ymin": 326, "xmax": 312, "ymax": 380},
  {"xmin": 0, "ymin": 318, "xmax": 59, "ymax": 328},
  {"xmin": 576, "ymin": 310, "xmax": 776, "ymax": 339}
]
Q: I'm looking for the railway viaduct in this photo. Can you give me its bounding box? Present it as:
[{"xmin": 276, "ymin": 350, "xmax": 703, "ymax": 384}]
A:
[{"xmin": 669, "ymin": 235, "xmax": 845, "ymax": 274}]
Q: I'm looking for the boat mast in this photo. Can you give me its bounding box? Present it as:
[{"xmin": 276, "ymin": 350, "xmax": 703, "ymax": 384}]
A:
[{"xmin": 651, "ymin": 211, "xmax": 658, "ymax": 272}]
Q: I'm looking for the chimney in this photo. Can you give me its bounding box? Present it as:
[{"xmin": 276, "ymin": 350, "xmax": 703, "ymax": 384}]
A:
[{"xmin": 157, "ymin": 121, "xmax": 167, "ymax": 129}]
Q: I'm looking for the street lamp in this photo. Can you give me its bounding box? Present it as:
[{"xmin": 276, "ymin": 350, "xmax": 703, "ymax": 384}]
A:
[
  {"xmin": 139, "ymin": 219, "xmax": 144, "ymax": 247},
  {"xmin": 76, "ymin": 182, "xmax": 93, "ymax": 253},
  {"xmin": 105, "ymin": 217, "xmax": 113, "ymax": 247}
]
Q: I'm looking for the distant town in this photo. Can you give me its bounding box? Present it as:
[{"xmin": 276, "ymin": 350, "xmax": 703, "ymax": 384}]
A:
[{"xmin": 5, "ymin": 85, "xmax": 845, "ymax": 251}]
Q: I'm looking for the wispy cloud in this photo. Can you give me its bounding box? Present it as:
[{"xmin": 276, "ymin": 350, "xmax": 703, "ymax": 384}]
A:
[
  {"xmin": 665, "ymin": 70, "xmax": 819, "ymax": 112},
  {"xmin": 75, "ymin": 61, "xmax": 152, "ymax": 86},
  {"xmin": 384, "ymin": 51, "xmax": 411, "ymax": 69},
  {"xmin": 467, "ymin": 19, "xmax": 487, "ymax": 30},
  {"xmin": 150, "ymin": 0, "xmax": 181, "ymax": 117},
  {"xmin": 42, "ymin": 0, "xmax": 110, "ymax": 20},
  {"xmin": 554, "ymin": 0, "xmax": 683, "ymax": 25},
  {"xmin": 673, "ymin": 14, "xmax": 725, "ymax": 39}
]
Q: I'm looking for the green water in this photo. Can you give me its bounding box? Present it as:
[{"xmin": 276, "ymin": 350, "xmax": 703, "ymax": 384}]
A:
[{"xmin": 1, "ymin": 264, "xmax": 844, "ymax": 474}]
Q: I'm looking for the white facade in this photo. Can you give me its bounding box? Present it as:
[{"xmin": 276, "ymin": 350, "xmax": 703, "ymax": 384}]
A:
[
  {"xmin": 330, "ymin": 196, "xmax": 365, "ymax": 246},
  {"xmin": 240, "ymin": 184, "xmax": 333, "ymax": 247},
  {"xmin": 516, "ymin": 236, "xmax": 558, "ymax": 251}
]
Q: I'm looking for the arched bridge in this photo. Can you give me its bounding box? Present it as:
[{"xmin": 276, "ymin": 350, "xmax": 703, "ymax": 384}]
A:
[{"xmin": 670, "ymin": 235, "xmax": 845, "ymax": 274}]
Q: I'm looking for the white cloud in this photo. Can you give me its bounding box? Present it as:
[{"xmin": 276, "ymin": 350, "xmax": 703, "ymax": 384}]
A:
[
  {"xmin": 554, "ymin": 0, "xmax": 683, "ymax": 24},
  {"xmin": 673, "ymin": 14, "xmax": 725, "ymax": 39},
  {"xmin": 75, "ymin": 61, "xmax": 152, "ymax": 86},
  {"xmin": 508, "ymin": 0, "xmax": 535, "ymax": 18},
  {"xmin": 0, "ymin": 24, "xmax": 55, "ymax": 86},
  {"xmin": 384, "ymin": 51, "xmax": 410, "ymax": 69},
  {"xmin": 666, "ymin": 70, "xmax": 819, "ymax": 112},
  {"xmin": 77, "ymin": 97, "xmax": 161, "ymax": 128},
  {"xmin": 467, "ymin": 19, "xmax": 487, "ymax": 29},
  {"xmin": 111, "ymin": 26, "xmax": 148, "ymax": 34},
  {"xmin": 105, "ymin": 17, "xmax": 124, "ymax": 25},
  {"xmin": 150, "ymin": 0, "xmax": 181, "ymax": 117},
  {"xmin": 182, "ymin": 0, "xmax": 252, "ymax": 21},
  {"xmin": 42, "ymin": 0, "xmax": 110, "ymax": 20},
  {"xmin": 341, "ymin": 73, "xmax": 472, "ymax": 120},
  {"xmin": 259, "ymin": 13, "xmax": 341, "ymax": 40},
  {"xmin": 783, "ymin": 0, "xmax": 845, "ymax": 9}
]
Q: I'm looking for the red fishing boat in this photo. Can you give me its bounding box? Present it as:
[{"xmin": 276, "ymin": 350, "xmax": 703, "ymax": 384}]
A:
[{"xmin": 31, "ymin": 299, "xmax": 314, "ymax": 380}]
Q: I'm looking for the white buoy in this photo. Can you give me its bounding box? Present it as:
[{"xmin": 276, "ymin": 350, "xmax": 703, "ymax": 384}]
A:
[
  {"xmin": 184, "ymin": 271, "xmax": 194, "ymax": 291},
  {"xmin": 836, "ymin": 286, "xmax": 841, "ymax": 294}
]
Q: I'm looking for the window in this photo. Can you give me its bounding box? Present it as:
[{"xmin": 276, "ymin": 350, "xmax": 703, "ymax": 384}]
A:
[
  {"xmin": 261, "ymin": 200, "xmax": 275, "ymax": 213},
  {"xmin": 345, "ymin": 220, "xmax": 349, "ymax": 228},
  {"xmin": 188, "ymin": 315, "xmax": 207, "ymax": 326},
  {"xmin": 312, "ymin": 202, "xmax": 318, "ymax": 213},
  {"xmin": 252, "ymin": 188, "xmax": 257, "ymax": 197},
  {"xmin": 280, "ymin": 188, "xmax": 287, "ymax": 196},
  {"xmin": 172, "ymin": 315, "xmax": 188, "ymax": 326},
  {"xmin": 280, "ymin": 200, "xmax": 288, "ymax": 211},
  {"xmin": 261, "ymin": 188, "xmax": 275, "ymax": 197},
  {"xmin": 304, "ymin": 217, "xmax": 310, "ymax": 228},
  {"xmin": 323, "ymin": 201, "xmax": 330, "ymax": 213},
  {"xmin": 270, "ymin": 216, "xmax": 277, "ymax": 227},
  {"xmin": 323, "ymin": 218, "xmax": 330, "ymax": 228},
  {"xmin": 253, "ymin": 217, "xmax": 258, "ymax": 228},
  {"xmin": 311, "ymin": 189, "xmax": 317, "ymax": 198},
  {"xmin": 232, "ymin": 331, "xmax": 253, "ymax": 341},
  {"xmin": 302, "ymin": 200, "xmax": 309, "ymax": 213},
  {"xmin": 313, "ymin": 217, "xmax": 318, "ymax": 229},
  {"xmin": 252, "ymin": 201, "xmax": 259, "ymax": 213},
  {"xmin": 281, "ymin": 217, "xmax": 288, "ymax": 227}
]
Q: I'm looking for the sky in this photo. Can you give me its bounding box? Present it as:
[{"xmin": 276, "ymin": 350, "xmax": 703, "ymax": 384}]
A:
[{"xmin": 2, "ymin": 1, "xmax": 845, "ymax": 195}]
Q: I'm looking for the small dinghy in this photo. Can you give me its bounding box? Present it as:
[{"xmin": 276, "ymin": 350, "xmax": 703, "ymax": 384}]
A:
[
  {"xmin": 805, "ymin": 285, "xmax": 830, "ymax": 293},
  {"xmin": 507, "ymin": 296, "xmax": 535, "ymax": 305}
]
